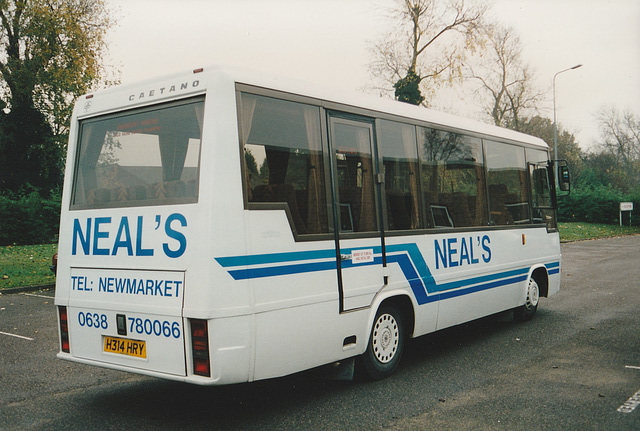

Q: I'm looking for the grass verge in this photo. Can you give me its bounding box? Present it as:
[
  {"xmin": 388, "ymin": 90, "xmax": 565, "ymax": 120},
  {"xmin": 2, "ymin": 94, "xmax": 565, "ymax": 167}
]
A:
[
  {"xmin": 559, "ymin": 222, "xmax": 640, "ymax": 242},
  {"xmin": 1, "ymin": 243, "xmax": 57, "ymax": 289}
]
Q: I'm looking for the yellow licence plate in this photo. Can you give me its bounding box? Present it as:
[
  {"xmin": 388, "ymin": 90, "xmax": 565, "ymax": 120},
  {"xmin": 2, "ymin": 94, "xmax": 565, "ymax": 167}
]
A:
[{"xmin": 103, "ymin": 336, "xmax": 147, "ymax": 359}]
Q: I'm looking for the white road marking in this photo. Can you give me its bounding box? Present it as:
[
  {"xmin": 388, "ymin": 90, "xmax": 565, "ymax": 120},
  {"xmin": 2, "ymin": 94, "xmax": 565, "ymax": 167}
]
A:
[
  {"xmin": 618, "ymin": 388, "xmax": 640, "ymax": 413},
  {"xmin": 0, "ymin": 331, "xmax": 34, "ymax": 341},
  {"xmin": 625, "ymin": 365, "xmax": 640, "ymax": 370},
  {"xmin": 21, "ymin": 292, "xmax": 54, "ymax": 299}
]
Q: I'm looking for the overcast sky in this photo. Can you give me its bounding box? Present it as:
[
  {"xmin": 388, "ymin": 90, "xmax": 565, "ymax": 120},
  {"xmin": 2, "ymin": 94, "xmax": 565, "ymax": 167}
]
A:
[{"xmin": 106, "ymin": 0, "xmax": 640, "ymax": 151}]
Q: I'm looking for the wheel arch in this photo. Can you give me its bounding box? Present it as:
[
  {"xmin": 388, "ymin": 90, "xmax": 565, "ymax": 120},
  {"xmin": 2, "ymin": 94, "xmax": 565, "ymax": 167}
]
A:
[{"xmin": 529, "ymin": 265, "xmax": 549, "ymax": 298}]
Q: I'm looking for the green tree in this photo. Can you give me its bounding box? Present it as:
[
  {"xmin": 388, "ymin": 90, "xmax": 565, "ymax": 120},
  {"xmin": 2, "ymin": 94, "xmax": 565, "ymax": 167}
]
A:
[
  {"xmin": 0, "ymin": 0, "xmax": 114, "ymax": 192},
  {"xmin": 393, "ymin": 67, "xmax": 424, "ymax": 105},
  {"xmin": 244, "ymin": 148, "xmax": 259, "ymax": 176},
  {"xmin": 518, "ymin": 115, "xmax": 585, "ymax": 183},
  {"xmin": 579, "ymin": 151, "xmax": 618, "ymax": 190}
]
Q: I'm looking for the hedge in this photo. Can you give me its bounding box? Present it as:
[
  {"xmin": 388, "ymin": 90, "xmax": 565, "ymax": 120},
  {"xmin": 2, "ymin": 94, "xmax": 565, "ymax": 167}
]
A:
[
  {"xmin": 557, "ymin": 186, "xmax": 639, "ymax": 226},
  {"xmin": 0, "ymin": 192, "xmax": 61, "ymax": 245}
]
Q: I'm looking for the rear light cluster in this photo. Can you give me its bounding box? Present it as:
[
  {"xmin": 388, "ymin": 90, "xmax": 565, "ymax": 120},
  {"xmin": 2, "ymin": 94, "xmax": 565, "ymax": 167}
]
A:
[
  {"xmin": 58, "ymin": 306, "xmax": 70, "ymax": 353},
  {"xmin": 190, "ymin": 319, "xmax": 210, "ymax": 377}
]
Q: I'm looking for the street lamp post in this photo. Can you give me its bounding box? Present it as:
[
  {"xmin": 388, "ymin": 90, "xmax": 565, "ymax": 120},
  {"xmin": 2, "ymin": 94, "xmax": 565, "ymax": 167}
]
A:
[{"xmin": 553, "ymin": 64, "xmax": 582, "ymax": 182}]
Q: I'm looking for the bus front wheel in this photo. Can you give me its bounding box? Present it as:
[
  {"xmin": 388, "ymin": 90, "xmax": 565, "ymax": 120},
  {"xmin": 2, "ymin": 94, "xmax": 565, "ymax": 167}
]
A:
[
  {"xmin": 359, "ymin": 304, "xmax": 405, "ymax": 380},
  {"xmin": 514, "ymin": 277, "xmax": 540, "ymax": 321}
]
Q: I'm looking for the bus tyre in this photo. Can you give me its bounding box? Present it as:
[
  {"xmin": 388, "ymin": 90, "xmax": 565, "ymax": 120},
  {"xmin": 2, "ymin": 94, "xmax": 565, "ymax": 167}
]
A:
[
  {"xmin": 359, "ymin": 304, "xmax": 405, "ymax": 380},
  {"xmin": 514, "ymin": 277, "xmax": 540, "ymax": 321}
]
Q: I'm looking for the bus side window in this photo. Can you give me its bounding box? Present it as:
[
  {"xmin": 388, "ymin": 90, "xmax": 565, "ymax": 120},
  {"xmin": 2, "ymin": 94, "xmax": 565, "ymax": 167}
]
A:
[
  {"xmin": 485, "ymin": 141, "xmax": 530, "ymax": 225},
  {"xmin": 377, "ymin": 120, "xmax": 422, "ymax": 231},
  {"xmin": 240, "ymin": 93, "xmax": 329, "ymax": 236},
  {"xmin": 526, "ymin": 148, "xmax": 556, "ymax": 229},
  {"xmin": 419, "ymin": 128, "xmax": 487, "ymax": 228},
  {"xmin": 531, "ymin": 167, "xmax": 552, "ymax": 208}
]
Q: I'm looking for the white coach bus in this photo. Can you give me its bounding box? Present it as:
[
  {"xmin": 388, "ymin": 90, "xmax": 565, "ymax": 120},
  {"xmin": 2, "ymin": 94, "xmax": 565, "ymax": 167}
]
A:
[{"xmin": 55, "ymin": 66, "xmax": 569, "ymax": 384}]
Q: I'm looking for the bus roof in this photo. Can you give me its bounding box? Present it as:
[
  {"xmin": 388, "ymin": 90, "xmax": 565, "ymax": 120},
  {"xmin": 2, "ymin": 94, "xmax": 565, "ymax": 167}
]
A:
[{"xmin": 78, "ymin": 65, "xmax": 549, "ymax": 150}]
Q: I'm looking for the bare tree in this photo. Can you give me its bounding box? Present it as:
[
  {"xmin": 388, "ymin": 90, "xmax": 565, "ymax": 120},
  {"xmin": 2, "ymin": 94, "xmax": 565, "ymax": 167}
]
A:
[
  {"xmin": 369, "ymin": 0, "xmax": 488, "ymax": 106},
  {"xmin": 596, "ymin": 106, "xmax": 640, "ymax": 191},
  {"xmin": 466, "ymin": 25, "xmax": 544, "ymax": 130}
]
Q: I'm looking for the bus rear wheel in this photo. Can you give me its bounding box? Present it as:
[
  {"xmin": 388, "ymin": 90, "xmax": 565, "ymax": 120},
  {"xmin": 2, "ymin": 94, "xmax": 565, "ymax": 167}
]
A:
[
  {"xmin": 514, "ymin": 277, "xmax": 540, "ymax": 321},
  {"xmin": 359, "ymin": 304, "xmax": 405, "ymax": 380}
]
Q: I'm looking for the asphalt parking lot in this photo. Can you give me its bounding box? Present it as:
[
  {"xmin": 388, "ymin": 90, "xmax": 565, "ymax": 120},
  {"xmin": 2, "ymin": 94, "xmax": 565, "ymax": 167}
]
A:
[{"xmin": 1, "ymin": 235, "xmax": 639, "ymax": 430}]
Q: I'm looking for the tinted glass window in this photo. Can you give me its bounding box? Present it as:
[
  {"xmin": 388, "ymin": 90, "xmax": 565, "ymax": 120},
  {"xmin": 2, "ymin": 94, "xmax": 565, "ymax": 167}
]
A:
[
  {"xmin": 485, "ymin": 141, "xmax": 529, "ymax": 225},
  {"xmin": 526, "ymin": 148, "xmax": 555, "ymax": 228},
  {"xmin": 419, "ymin": 128, "xmax": 487, "ymax": 228},
  {"xmin": 241, "ymin": 93, "xmax": 328, "ymax": 235},
  {"xmin": 72, "ymin": 97, "xmax": 204, "ymax": 209},
  {"xmin": 378, "ymin": 120, "xmax": 422, "ymax": 230},
  {"xmin": 331, "ymin": 119, "xmax": 377, "ymax": 233}
]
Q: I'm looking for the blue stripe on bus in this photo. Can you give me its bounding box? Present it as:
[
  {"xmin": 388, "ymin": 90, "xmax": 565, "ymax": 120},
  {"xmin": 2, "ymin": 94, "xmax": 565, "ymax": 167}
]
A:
[
  {"xmin": 216, "ymin": 249, "xmax": 336, "ymax": 267},
  {"xmin": 386, "ymin": 252, "xmax": 430, "ymax": 305},
  {"xmin": 227, "ymin": 257, "xmax": 384, "ymax": 280},
  {"xmin": 228, "ymin": 260, "xmax": 338, "ymax": 280},
  {"xmin": 437, "ymin": 274, "xmax": 529, "ymax": 301},
  {"xmin": 433, "ymin": 267, "xmax": 529, "ymax": 293},
  {"xmin": 545, "ymin": 261, "xmax": 560, "ymax": 275},
  {"xmin": 215, "ymin": 245, "xmax": 560, "ymax": 306}
]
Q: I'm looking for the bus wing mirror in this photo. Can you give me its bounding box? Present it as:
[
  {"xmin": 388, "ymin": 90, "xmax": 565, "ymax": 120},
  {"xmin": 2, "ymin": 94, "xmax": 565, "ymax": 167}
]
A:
[
  {"xmin": 559, "ymin": 165, "xmax": 570, "ymax": 192},
  {"xmin": 555, "ymin": 160, "xmax": 570, "ymax": 194}
]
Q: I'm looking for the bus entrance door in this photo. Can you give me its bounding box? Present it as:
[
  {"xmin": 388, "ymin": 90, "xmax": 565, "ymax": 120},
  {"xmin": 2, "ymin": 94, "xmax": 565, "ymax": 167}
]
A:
[{"xmin": 328, "ymin": 115, "xmax": 386, "ymax": 312}]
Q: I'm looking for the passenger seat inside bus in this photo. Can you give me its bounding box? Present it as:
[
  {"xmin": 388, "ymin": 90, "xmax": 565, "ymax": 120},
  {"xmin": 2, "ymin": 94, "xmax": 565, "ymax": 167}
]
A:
[
  {"xmin": 386, "ymin": 189, "xmax": 414, "ymax": 230},
  {"xmin": 488, "ymin": 184, "xmax": 516, "ymax": 225}
]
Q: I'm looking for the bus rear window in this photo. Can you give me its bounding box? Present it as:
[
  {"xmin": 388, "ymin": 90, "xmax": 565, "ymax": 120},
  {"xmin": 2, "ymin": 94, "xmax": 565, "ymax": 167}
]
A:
[{"xmin": 71, "ymin": 97, "xmax": 204, "ymax": 209}]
